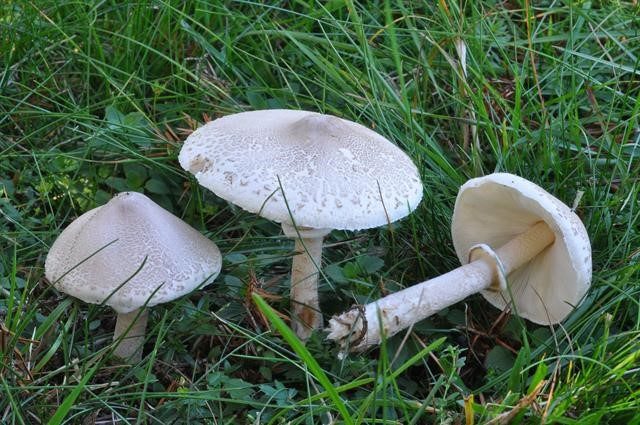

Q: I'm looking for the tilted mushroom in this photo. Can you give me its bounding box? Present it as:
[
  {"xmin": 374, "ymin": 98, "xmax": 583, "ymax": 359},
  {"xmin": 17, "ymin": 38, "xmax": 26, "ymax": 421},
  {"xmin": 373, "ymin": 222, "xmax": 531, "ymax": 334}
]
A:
[
  {"xmin": 327, "ymin": 173, "xmax": 592, "ymax": 353},
  {"xmin": 45, "ymin": 192, "xmax": 222, "ymax": 362},
  {"xmin": 179, "ymin": 109, "xmax": 423, "ymax": 340}
]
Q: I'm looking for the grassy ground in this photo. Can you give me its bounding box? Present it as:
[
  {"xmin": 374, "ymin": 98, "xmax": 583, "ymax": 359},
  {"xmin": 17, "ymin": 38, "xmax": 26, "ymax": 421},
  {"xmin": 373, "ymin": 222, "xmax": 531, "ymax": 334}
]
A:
[{"xmin": 1, "ymin": 0, "xmax": 639, "ymax": 423}]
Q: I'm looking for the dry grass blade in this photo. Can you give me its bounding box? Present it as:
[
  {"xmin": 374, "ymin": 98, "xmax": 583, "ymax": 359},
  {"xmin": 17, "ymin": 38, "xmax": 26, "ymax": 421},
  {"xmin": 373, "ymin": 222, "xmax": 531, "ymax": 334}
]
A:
[{"xmin": 487, "ymin": 380, "xmax": 546, "ymax": 425}]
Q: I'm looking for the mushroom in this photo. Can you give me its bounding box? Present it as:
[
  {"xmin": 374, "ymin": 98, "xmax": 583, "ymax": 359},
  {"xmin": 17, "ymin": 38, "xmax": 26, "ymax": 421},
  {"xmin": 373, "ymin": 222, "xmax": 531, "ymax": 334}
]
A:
[
  {"xmin": 327, "ymin": 173, "xmax": 592, "ymax": 353},
  {"xmin": 178, "ymin": 109, "xmax": 423, "ymax": 340},
  {"xmin": 45, "ymin": 192, "xmax": 222, "ymax": 362}
]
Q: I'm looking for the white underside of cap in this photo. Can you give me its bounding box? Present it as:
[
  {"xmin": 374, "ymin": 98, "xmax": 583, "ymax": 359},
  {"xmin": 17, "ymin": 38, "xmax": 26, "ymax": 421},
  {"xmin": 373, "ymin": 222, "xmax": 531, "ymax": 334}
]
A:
[{"xmin": 451, "ymin": 173, "xmax": 592, "ymax": 324}]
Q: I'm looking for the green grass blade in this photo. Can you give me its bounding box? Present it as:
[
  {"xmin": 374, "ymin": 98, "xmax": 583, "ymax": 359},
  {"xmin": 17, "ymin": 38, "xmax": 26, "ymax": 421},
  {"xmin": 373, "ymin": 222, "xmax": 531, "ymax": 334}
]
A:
[
  {"xmin": 251, "ymin": 293, "xmax": 354, "ymax": 425},
  {"xmin": 46, "ymin": 360, "xmax": 102, "ymax": 425}
]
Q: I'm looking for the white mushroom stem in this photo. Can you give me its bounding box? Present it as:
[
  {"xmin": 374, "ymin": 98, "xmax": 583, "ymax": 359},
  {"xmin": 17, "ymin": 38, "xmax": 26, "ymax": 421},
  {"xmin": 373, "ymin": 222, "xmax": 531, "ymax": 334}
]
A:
[
  {"xmin": 282, "ymin": 224, "xmax": 331, "ymax": 340},
  {"xmin": 113, "ymin": 308, "xmax": 149, "ymax": 363},
  {"xmin": 327, "ymin": 221, "xmax": 556, "ymax": 353}
]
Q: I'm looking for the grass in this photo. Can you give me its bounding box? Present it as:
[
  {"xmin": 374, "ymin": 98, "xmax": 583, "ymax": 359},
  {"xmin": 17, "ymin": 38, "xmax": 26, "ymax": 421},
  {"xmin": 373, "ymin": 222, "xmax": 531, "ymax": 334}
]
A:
[{"xmin": 1, "ymin": 0, "xmax": 639, "ymax": 423}]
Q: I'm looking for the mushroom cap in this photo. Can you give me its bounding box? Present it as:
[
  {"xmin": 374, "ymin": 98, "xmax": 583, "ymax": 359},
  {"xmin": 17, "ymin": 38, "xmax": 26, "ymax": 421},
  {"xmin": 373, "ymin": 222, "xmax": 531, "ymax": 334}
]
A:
[
  {"xmin": 451, "ymin": 173, "xmax": 592, "ymax": 324},
  {"xmin": 45, "ymin": 192, "xmax": 222, "ymax": 314},
  {"xmin": 178, "ymin": 109, "xmax": 423, "ymax": 230}
]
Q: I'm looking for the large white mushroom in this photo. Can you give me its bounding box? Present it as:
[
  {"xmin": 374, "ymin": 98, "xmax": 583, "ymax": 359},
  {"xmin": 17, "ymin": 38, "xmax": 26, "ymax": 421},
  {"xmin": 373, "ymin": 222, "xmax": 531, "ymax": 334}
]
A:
[
  {"xmin": 45, "ymin": 192, "xmax": 222, "ymax": 362},
  {"xmin": 327, "ymin": 173, "xmax": 592, "ymax": 353},
  {"xmin": 179, "ymin": 109, "xmax": 423, "ymax": 340}
]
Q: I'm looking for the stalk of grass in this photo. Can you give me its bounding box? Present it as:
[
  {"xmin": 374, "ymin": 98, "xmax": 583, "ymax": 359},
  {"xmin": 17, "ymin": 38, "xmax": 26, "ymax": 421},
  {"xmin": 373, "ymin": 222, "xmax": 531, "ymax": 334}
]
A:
[
  {"xmin": 252, "ymin": 293, "xmax": 354, "ymax": 424},
  {"xmin": 46, "ymin": 360, "xmax": 102, "ymax": 425}
]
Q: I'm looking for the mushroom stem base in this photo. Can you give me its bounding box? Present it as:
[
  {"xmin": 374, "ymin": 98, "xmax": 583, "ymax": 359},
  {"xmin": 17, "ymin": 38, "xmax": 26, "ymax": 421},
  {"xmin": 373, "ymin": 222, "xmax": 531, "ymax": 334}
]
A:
[
  {"xmin": 283, "ymin": 225, "xmax": 331, "ymax": 341},
  {"xmin": 290, "ymin": 236, "xmax": 325, "ymax": 340},
  {"xmin": 113, "ymin": 308, "xmax": 149, "ymax": 363},
  {"xmin": 326, "ymin": 221, "xmax": 556, "ymax": 353}
]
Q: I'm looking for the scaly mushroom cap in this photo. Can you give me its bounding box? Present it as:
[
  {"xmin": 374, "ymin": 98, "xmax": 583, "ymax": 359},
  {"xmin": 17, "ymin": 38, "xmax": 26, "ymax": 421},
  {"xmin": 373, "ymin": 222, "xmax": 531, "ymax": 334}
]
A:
[
  {"xmin": 451, "ymin": 173, "xmax": 592, "ymax": 324},
  {"xmin": 45, "ymin": 192, "xmax": 222, "ymax": 313},
  {"xmin": 178, "ymin": 109, "xmax": 423, "ymax": 230}
]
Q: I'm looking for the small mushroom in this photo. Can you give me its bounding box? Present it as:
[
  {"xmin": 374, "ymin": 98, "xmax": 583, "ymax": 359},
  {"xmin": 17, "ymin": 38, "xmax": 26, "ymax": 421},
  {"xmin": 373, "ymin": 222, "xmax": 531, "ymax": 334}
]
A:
[
  {"xmin": 327, "ymin": 173, "xmax": 592, "ymax": 353},
  {"xmin": 45, "ymin": 192, "xmax": 222, "ymax": 362},
  {"xmin": 179, "ymin": 109, "xmax": 423, "ymax": 340}
]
